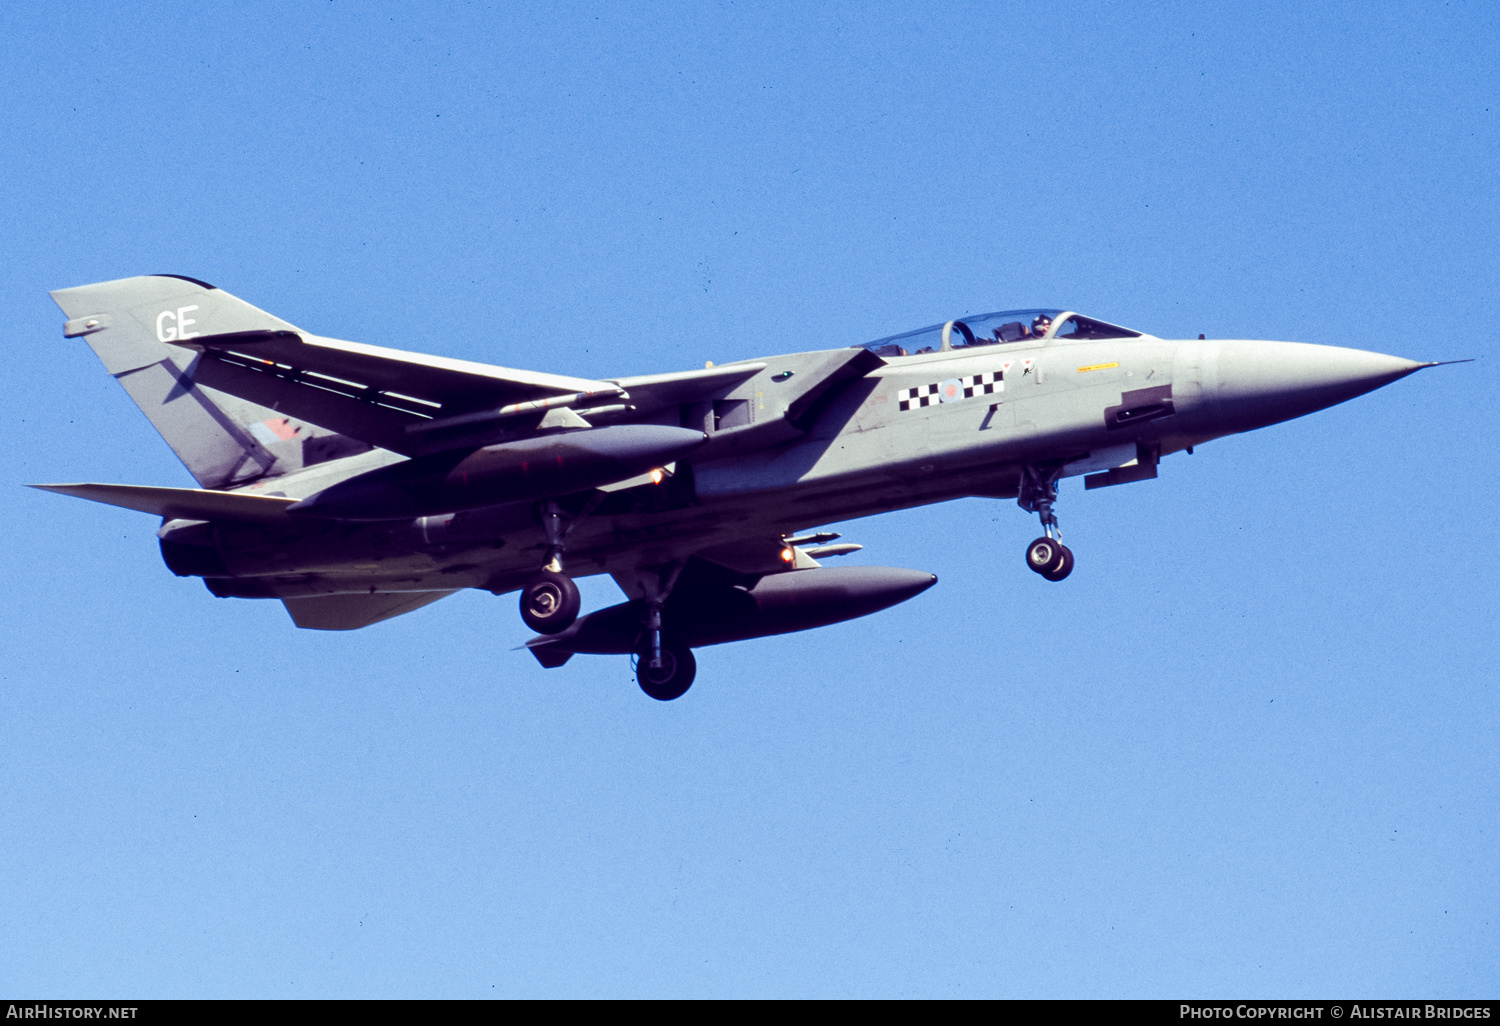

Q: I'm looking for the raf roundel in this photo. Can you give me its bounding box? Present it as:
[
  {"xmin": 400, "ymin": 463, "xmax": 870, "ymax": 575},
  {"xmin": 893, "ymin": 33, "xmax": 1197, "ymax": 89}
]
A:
[{"xmin": 897, "ymin": 372, "xmax": 1005, "ymax": 411}]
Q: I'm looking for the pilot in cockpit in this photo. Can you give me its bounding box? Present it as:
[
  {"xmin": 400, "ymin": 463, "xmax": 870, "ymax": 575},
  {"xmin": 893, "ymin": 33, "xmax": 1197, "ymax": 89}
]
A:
[{"xmin": 1030, "ymin": 314, "xmax": 1052, "ymax": 339}]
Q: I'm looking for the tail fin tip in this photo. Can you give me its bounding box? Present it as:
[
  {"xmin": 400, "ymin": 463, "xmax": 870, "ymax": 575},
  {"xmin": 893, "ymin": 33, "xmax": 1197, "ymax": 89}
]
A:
[{"xmin": 152, "ymin": 273, "xmax": 218, "ymax": 289}]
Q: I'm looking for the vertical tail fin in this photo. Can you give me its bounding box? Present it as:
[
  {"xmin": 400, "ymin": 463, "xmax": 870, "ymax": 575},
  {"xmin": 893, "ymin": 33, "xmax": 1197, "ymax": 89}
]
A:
[{"xmin": 50, "ymin": 275, "xmax": 369, "ymax": 489}]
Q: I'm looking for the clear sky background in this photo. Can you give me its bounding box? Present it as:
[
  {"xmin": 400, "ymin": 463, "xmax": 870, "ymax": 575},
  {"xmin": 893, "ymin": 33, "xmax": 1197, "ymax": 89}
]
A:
[{"xmin": 1, "ymin": 1, "xmax": 1495, "ymax": 998}]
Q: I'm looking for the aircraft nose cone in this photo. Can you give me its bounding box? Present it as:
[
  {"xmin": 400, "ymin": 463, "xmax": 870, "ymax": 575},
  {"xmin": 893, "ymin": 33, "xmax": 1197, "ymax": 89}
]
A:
[{"xmin": 1210, "ymin": 341, "xmax": 1425, "ymax": 431}]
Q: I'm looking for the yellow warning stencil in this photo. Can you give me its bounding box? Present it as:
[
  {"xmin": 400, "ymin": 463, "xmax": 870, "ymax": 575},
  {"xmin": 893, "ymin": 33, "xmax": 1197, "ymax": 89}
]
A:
[{"xmin": 1076, "ymin": 362, "xmax": 1120, "ymax": 373}]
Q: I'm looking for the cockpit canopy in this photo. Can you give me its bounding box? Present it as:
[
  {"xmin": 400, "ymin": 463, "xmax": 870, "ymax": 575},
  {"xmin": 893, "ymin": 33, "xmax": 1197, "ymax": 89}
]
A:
[{"xmin": 859, "ymin": 309, "xmax": 1142, "ymax": 358}]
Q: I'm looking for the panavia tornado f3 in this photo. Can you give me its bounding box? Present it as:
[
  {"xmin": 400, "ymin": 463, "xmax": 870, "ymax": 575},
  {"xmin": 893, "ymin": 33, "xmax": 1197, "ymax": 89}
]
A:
[{"xmin": 37, "ymin": 275, "xmax": 1451, "ymax": 700}]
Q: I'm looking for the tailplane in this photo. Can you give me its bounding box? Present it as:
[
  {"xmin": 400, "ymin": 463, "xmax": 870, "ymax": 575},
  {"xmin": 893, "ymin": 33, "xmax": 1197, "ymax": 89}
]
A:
[{"xmin": 50, "ymin": 275, "xmax": 370, "ymax": 489}]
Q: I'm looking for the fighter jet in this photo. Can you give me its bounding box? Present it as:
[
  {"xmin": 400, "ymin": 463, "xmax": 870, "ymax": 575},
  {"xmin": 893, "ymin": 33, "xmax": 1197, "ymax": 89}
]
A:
[{"xmin": 35, "ymin": 275, "xmax": 1450, "ymax": 700}]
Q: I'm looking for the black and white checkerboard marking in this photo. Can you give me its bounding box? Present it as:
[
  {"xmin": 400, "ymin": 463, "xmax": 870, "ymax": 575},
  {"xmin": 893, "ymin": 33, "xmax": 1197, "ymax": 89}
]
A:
[{"xmin": 897, "ymin": 371, "xmax": 1004, "ymax": 411}]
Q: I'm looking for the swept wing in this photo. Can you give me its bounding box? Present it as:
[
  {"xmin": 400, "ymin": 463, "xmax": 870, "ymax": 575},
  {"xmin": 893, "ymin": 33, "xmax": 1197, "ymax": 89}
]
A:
[
  {"xmin": 176, "ymin": 329, "xmax": 766, "ymax": 455},
  {"xmin": 176, "ymin": 329, "xmax": 620, "ymax": 455}
]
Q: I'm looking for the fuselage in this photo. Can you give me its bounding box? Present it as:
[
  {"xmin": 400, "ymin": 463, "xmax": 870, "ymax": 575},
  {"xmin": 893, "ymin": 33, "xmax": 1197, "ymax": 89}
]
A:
[{"xmin": 180, "ymin": 331, "xmax": 1423, "ymax": 601}]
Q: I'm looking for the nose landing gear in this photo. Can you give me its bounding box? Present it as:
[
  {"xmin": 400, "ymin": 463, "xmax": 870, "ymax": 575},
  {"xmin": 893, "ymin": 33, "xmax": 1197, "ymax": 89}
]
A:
[{"xmin": 1019, "ymin": 466, "xmax": 1074, "ymax": 582}]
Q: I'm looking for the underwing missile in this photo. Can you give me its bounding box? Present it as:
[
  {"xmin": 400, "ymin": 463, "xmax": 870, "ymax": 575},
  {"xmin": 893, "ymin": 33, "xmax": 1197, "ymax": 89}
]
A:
[{"xmin": 287, "ymin": 424, "xmax": 708, "ymax": 520}]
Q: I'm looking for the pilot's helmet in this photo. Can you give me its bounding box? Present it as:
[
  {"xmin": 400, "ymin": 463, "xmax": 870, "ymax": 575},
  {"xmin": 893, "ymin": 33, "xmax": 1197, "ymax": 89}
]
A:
[{"xmin": 1031, "ymin": 315, "xmax": 1052, "ymax": 337}]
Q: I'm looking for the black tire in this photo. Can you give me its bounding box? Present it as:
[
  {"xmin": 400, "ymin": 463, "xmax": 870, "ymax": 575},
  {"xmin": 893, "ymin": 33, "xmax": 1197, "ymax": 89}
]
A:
[
  {"xmin": 519, "ymin": 571, "xmax": 581, "ymax": 634},
  {"xmin": 636, "ymin": 643, "xmax": 696, "ymax": 701},
  {"xmin": 1025, "ymin": 536, "xmax": 1065, "ymax": 575},
  {"xmin": 1041, "ymin": 545, "xmax": 1074, "ymax": 581}
]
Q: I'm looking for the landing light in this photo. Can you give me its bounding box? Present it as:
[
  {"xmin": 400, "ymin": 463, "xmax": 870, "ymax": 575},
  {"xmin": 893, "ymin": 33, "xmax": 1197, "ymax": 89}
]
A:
[
  {"xmin": 780, "ymin": 547, "xmax": 795, "ymax": 563},
  {"xmin": 650, "ymin": 467, "xmax": 665, "ymax": 485}
]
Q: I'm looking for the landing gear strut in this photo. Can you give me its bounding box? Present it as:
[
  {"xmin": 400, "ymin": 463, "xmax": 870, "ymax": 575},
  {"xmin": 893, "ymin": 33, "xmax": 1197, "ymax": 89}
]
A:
[
  {"xmin": 1019, "ymin": 465, "xmax": 1074, "ymax": 582},
  {"xmin": 631, "ymin": 562, "xmax": 692, "ymax": 699},
  {"xmin": 518, "ymin": 496, "xmax": 602, "ymax": 633}
]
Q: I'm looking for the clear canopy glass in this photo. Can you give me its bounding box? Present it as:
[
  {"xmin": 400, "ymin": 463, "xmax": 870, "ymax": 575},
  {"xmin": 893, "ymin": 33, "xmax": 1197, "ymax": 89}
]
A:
[{"xmin": 859, "ymin": 309, "xmax": 1141, "ymax": 357}]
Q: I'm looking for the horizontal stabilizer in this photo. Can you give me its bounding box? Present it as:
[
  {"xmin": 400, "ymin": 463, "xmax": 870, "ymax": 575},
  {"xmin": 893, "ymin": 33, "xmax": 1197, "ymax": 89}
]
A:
[
  {"xmin": 29, "ymin": 482, "xmax": 300, "ymax": 523},
  {"xmin": 282, "ymin": 590, "xmax": 458, "ymax": 630}
]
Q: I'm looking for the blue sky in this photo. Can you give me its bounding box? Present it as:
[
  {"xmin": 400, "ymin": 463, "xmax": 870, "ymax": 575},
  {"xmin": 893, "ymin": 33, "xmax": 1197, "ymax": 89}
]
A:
[{"xmin": 1, "ymin": 1, "xmax": 1495, "ymax": 997}]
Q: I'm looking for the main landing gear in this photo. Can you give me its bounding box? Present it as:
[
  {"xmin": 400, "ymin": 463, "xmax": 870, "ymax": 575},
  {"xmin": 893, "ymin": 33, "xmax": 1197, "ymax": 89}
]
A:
[
  {"xmin": 628, "ymin": 562, "xmax": 694, "ymax": 699},
  {"xmin": 517, "ymin": 497, "xmax": 598, "ymax": 634},
  {"xmin": 1019, "ymin": 465, "xmax": 1074, "ymax": 582},
  {"xmin": 517, "ymin": 496, "xmax": 700, "ymax": 700}
]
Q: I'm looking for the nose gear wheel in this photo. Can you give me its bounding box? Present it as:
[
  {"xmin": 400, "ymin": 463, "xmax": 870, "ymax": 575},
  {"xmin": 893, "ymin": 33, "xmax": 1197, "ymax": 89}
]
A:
[
  {"xmin": 1019, "ymin": 465, "xmax": 1075, "ymax": 582},
  {"xmin": 1026, "ymin": 536, "xmax": 1065, "ymax": 574},
  {"xmin": 1039, "ymin": 543, "xmax": 1074, "ymax": 581}
]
